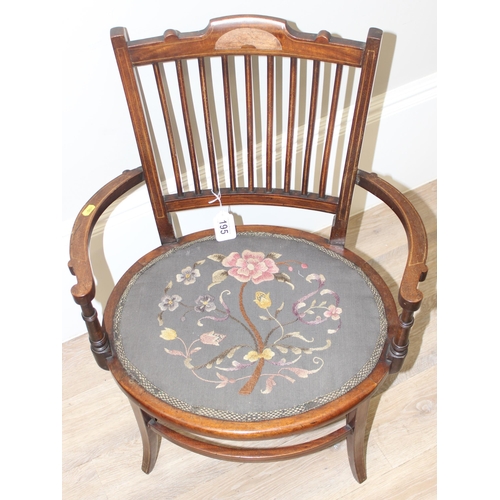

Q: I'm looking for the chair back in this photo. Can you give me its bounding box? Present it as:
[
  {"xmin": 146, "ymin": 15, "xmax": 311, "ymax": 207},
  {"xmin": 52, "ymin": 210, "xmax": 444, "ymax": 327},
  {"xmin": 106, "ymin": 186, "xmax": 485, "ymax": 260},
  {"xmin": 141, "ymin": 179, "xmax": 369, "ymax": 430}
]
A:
[{"xmin": 111, "ymin": 15, "xmax": 382, "ymax": 244}]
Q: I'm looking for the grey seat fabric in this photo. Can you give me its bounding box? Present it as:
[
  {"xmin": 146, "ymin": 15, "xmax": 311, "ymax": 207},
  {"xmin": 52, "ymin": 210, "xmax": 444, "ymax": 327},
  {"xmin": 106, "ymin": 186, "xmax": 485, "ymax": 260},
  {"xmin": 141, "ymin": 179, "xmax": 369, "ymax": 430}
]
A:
[{"xmin": 113, "ymin": 231, "xmax": 387, "ymax": 422}]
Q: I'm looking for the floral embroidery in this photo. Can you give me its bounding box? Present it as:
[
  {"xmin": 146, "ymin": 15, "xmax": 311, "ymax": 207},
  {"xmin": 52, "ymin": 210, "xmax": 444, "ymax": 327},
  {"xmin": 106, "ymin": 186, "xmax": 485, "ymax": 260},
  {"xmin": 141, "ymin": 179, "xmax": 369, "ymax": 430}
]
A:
[
  {"xmin": 254, "ymin": 291, "xmax": 272, "ymax": 309},
  {"xmin": 324, "ymin": 304, "xmax": 342, "ymax": 320},
  {"xmin": 194, "ymin": 295, "xmax": 216, "ymax": 313},
  {"xmin": 160, "ymin": 328, "xmax": 177, "ymax": 341},
  {"xmin": 157, "ymin": 249, "xmax": 342, "ymax": 396},
  {"xmin": 159, "ymin": 294, "xmax": 182, "ymax": 312},
  {"xmin": 200, "ymin": 331, "xmax": 226, "ymax": 346},
  {"xmin": 244, "ymin": 348, "xmax": 275, "ymax": 362},
  {"xmin": 222, "ymin": 250, "xmax": 280, "ymax": 284},
  {"xmin": 176, "ymin": 266, "xmax": 200, "ymax": 285},
  {"xmin": 175, "ymin": 259, "xmax": 206, "ymax": 285}
]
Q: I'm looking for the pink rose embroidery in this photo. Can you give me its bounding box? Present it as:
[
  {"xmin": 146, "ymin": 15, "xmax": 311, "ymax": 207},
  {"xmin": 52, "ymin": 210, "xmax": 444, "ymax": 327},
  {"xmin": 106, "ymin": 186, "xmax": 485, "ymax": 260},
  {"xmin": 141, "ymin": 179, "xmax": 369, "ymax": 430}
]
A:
[{"xmin": 222, "ymin": 250, "xmax": 279, "ymax": 284}]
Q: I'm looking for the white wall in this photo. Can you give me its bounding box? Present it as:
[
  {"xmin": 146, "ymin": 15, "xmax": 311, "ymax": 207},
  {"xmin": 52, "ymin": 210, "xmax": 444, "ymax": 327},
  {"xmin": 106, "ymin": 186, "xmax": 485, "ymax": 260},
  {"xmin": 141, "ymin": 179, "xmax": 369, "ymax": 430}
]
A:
[{"xmin": 62, "ymin": 0, "xmax": 436, "ymax": 342}]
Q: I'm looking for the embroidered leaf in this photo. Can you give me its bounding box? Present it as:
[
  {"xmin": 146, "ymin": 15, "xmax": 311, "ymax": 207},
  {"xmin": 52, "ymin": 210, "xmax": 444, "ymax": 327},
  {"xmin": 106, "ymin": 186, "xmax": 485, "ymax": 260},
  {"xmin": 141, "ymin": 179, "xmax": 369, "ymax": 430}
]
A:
[
  {"xmin": 283, "ymin": 341, "xmax": 331, "ymax": 356},
  {"xmin": 217, "ymin": 360, "xmax": 251, "ymax": 371},
  {"xmin": 208, "ymin": 253, "xmax": 226, "ymax": 262},
  {"xmin": 309, "ymin": 340, "xmax": 331, "ymax": 351},
  {"xmin": 208, "ymin": 269, "xmax": 228, "ymax": 290},
  {"xmin": 266, "ymin": 252, "xmax": 282, "ymax": 260},
  {"xmin": 190, "ymin": 347, "xmax": 202, "ymax": 355},
  {"xmin": 194, "ymin": 259, "xmax": 206, "ymax": 267},
  {"xmin": 215, "ymin": 372, "xmax": 229, "ymax": 388},
  {"xmin": 198, "ymin": 345, "xmax": 244, "ymax": 370},
  {"xmin": 283, "ymin": 332, "xmax": 314, "ymax": 343},
  {"xmin": 277, "ymin": 343, "xmax": 319, "ymax": 354},
  {"xmin": 164, "ymin": 280, "xmax": 173, "ymax": 293},
  {"xmin": 275, "ymin": 302, "xmax": 285, "ymax": 317},
  {"xmin": 271, "ymin": 356, "xmax": 302, "ymax": 366},
  {"xmin": 327, "ymin": 328, "xmax": 339, "ymax": 334},
  {"xmin": 306, "ymin": 273, "xmax": 325, "ymax": 285},
  {"xmin": 164, "ymin": 348, "xmax": 185, "ymax": 356},
  {"xmin": 261, "ymin": 376, "xmax": 277, "ymax": 394},
  {"xmin": 184, "ymin": 358, "xmax": 194, "ymax": 369},
  {"xmin": 283, "ymin": 367, "xmax": 311, "ymax": 378},
  {"xmin": 158, "ymin": 313, "xmax": 164, "ymax": 326},
  {"xmin": 274, "ymin": 272, "xmax": 294, "ymax": 289},
  {"xmin": 259, "ymin": 315, "xmax": 271, "ymax": 321},
  {"xmin": 226, "ymin": 345, "xmax": 242, "ymax": 359},
  {"xmin": 232, "ymin": 360, "xmax": 250, "ymax": 368},
  {"xmin": 282, "ymin": 358, "xmax": 325, "ymax": 377}
]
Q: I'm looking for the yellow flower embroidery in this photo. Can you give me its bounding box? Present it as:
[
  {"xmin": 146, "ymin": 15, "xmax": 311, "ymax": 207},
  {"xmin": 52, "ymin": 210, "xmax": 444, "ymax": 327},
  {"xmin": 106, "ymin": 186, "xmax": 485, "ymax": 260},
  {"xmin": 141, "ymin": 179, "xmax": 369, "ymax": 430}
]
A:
[
  {"xmin": 254, "ymin": 291, "xmax": 272, "ymax": 309},
  {"xmin": 160, "ymin": 328, "xmax": 177, "ymax": 340},
  {"xmin": 244, "ymin": 348, "xmax": 275, "ymax": 362}
]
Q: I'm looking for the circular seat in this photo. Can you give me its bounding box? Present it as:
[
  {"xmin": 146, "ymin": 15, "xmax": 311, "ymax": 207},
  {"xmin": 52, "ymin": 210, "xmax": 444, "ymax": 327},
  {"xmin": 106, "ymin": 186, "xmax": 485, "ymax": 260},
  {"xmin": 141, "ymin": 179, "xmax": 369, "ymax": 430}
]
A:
[{"xmin": 109, "ymin": 229, "xmax": 389, "ymax": 424}]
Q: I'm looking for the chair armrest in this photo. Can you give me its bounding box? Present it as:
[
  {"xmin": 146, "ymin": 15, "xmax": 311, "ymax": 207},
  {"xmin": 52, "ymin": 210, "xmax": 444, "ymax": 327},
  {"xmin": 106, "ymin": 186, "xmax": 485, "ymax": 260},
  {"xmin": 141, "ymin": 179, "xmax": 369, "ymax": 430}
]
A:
[
  {"xmin": 68, "ymin": 167, "xmax": 144, "ymax": 305},
  {"xmin": 356, "ymin": 170, "xmax": 428, "ymax": 311}
]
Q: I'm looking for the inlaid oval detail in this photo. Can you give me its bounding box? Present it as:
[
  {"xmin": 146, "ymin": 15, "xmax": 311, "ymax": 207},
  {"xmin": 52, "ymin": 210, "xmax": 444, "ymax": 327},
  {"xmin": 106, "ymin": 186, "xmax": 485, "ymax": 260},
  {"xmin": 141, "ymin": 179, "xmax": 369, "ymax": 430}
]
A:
[{"xmin": 215, "ymin": 28, "xmax": 282, "ymax": 51}]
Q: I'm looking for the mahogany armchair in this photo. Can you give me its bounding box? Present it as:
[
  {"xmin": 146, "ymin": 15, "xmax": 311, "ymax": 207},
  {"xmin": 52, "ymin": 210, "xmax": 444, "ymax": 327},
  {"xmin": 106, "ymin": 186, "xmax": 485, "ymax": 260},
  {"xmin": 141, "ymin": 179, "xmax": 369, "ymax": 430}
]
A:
[{"xmin": 68, "ymin": 15, "xmax": 427, "ymax": 484}]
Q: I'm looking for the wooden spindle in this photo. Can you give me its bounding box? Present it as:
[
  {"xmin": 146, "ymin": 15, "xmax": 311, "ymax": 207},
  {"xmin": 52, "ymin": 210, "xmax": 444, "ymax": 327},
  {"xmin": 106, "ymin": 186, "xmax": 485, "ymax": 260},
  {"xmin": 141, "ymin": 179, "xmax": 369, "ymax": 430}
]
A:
[
  {"xmin": 198, "ymin": 58, "xmax": 218, "ymax": 193},
  {"xmin": 153, "ymin": 63, "xmax": 183, "ymax": 195},
  {"xmin": 302, "ymin": 60, "xmax": 321, "ymax": 195},
  {"xmin": 319, "ymin": 64, "xmax": 343, "ymax": 198},
  {"xmin": 245, "ymin": 55, "xmax": 254, "ymax": 190},
  {"xmin": 284, "ymin": 57, "xmax": 297, "ymax": 193},
  {"xmin": 266, "ymin": 56, "xmax": 274, "ymax": 191},
  {"xmin": 176, "ymin": 59, "xmax": 201, "ymax": 194},
  {"xmin": 221, "ymin": 56, "xmax": 237, "ymax": 190}
]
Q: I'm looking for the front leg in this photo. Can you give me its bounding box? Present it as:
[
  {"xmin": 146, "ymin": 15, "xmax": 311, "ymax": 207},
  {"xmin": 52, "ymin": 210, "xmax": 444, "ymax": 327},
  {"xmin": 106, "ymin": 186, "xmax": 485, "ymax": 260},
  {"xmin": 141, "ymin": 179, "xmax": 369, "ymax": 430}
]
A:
[{"xmin": 130, "ymin": 402, "xmax": 162, "ymax": 474}]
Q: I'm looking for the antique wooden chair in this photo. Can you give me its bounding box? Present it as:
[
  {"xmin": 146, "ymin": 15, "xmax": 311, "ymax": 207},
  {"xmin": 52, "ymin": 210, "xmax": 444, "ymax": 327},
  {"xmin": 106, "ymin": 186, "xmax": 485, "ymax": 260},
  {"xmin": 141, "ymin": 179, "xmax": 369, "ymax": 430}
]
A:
[{"xmin": 68, "ymin": 15, "xmax": 427, "ymax": 483}]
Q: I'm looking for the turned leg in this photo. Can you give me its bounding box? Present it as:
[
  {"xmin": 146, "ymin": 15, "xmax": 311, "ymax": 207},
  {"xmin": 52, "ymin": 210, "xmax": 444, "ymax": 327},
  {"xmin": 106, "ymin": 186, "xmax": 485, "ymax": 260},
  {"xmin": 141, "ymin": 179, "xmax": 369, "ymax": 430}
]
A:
[
  {"xmin": 80, "ymin": 302, "xmax": 111, "ymax": 370},
  {"xmin": 346, "ymin": 398, "xmax": 370, "ymax": 483},
  {"xmin": 130, "ymin": 402, "xmax": 162, "ymax": 474}
]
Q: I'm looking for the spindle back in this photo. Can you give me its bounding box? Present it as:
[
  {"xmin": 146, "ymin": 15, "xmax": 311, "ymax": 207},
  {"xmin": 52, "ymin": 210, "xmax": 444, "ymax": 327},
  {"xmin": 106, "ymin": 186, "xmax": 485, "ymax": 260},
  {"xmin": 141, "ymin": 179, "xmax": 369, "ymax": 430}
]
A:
[{"xmin": 111, "ymin": 15, "xmax": 382, "ymax": 244}]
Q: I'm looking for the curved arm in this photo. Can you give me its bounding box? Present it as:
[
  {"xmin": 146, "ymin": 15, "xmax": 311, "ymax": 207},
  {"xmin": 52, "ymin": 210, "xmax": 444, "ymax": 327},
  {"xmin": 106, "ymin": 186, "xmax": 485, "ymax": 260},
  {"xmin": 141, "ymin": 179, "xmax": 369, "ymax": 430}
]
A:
[
  {"xmin": 68, "ymin": 167, "xmax": 144, "ymax": 303},
  {"xmin": 356, "ymin": 170, "xmax": 428, "ymax": 373},
  {"xmin": 68, "ymin": 167, "xmax": 144, "ymax": 369},
  {"xmin": 356, "ymin": 170, "xmax": 428, "ymax": 309}
]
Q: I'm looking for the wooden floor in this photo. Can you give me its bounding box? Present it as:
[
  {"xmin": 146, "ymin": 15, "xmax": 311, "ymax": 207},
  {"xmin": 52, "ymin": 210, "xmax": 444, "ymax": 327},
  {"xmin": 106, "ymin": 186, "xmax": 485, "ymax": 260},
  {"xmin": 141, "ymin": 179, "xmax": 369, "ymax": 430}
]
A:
[{"xmin": 62, "ymin": 180, "xmax": 437, "ymax": 499}]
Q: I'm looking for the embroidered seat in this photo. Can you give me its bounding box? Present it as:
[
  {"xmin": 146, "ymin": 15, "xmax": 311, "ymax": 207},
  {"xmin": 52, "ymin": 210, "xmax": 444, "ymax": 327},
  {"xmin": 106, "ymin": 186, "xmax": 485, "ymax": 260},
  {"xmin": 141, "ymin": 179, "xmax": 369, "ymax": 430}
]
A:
[
  {"xmin": 113, "ymin": 231, "xmax": 386, "ymax": 420},
  {"xmin": 69, "ymin": 15, "xmax": 428, "ymax": 483}
]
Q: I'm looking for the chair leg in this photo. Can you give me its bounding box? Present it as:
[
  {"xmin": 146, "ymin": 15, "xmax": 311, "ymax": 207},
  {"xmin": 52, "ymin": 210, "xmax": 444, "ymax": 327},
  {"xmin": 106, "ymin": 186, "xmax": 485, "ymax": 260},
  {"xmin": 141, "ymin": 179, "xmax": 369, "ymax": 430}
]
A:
[
  {"xmin": 346, "ymin": 398, "xmax": 370, "ymax": 483},
  {"xmin": 130, "ymin": 402, "xmax": 162, "ymax": 474}
]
